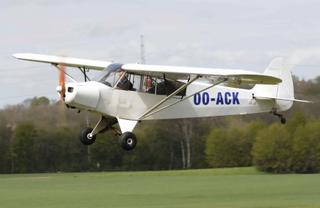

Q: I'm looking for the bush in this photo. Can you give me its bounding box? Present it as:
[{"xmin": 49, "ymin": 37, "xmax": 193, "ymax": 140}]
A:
[
  {"xmin": 206, "ymin": 125, "xmax": 255, "ymax": 168},
  {"xmin": 292, "ymin": 121, "xmax": 320, "ymax": 173},
  {"xmin": 252, "ymin": 124, "xmax": 292, "ymax": 173},
  {"xmin": 286, "ymin": 111, "xmax": 307, "ymax": 133}
]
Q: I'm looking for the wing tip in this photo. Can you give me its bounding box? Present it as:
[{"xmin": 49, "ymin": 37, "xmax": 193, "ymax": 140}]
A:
[
  {"xmin": 12, "ymin": 53, "xmax": 32, "ymax": 60},
  {"xmin": 12, "ymin": 53, "xmax": 22, "ymax": 59}
]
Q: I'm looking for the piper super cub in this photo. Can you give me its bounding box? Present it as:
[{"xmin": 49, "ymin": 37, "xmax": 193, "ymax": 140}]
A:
[{"xmin": 13, "ymin": 53, "xmax": 310, "ymax": 150}]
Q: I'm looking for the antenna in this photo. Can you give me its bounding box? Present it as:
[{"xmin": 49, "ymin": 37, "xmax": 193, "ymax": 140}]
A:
[
  {"xmin": 140, "ymin": 35, "xmax": 146, "ymax": 64},
  {"xmin": 139, "ymin": 35, "xmax": 146, "ymax": 90}
]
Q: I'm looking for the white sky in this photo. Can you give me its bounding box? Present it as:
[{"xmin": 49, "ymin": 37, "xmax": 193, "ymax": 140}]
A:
[{"xmin": 1, "ymin": 0, "xmax": 320, "ymax": 107}]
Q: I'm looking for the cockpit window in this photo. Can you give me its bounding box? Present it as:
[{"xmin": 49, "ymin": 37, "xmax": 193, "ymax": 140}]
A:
[
  {"xmin": 93, "ymin": 64, "xmax": 185, "ymax": 94},
  {"xmin": 93, "ymin": 63, "xmax": 123, "ymax": 87}
]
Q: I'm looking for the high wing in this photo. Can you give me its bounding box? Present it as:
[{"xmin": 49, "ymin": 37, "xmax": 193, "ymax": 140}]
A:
[
  {"xmin": 122, "ymin": 64, "xmax": 282, "ymax": 85},
  {"xmin": 13, "ymin": 53, "xmax": 111, "ymax": 70},
  {"xmin": 13, "ymin": 53, "xmax": 282, "ymax": 85}
]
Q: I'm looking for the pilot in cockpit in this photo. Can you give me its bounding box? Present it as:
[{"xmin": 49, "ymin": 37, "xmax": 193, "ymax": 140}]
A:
[{"xmin": 116, "ymin": 70, "xmax": 133, "ymax": 91}]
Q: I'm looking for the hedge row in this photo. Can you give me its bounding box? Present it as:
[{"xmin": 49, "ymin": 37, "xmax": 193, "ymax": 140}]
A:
[{"xmin": 206, "ymin": 114, "xmax": 320, "ymax": 173}]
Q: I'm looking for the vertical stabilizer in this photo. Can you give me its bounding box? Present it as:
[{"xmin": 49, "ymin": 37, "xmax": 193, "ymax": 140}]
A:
[{"xmin": 253, "ymin": 58, "xmax": 294, "ymax": 111}]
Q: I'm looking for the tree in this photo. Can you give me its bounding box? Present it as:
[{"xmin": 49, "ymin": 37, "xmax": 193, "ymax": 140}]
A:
[
  {"xmin": 90, "ymin": 131, "xmax": 124, "ymax": 171},
  {"xmin": 11, "ymin": 122, "xmax": 38, "ymax": 173},
  {"xmin": 176, "ymin": 119, "xmax": 196, "ymax": 169},
  {"xmin": 286, "ymin": 111, "xmax": 307, "ymax": 133},
  {"xmin": 252, "ymin": 124, "xmax": 292, "ymax": 173},
  {"xmin": 0, "ymin": 112, "xmax": 12, "ymax": 173},
  {"xmin": 292, "ymin": 121, "xmax": 320, "ymax": 173},
  {"xmin": 122, "ymin": 120, "xmax": 182, "ymax": 170},
  {"xmin": 205, "ymin": 122, "xmax": 258, "ymax": 168},
  {"xmin": 30, "ymin": 96, "xmax": 50, "ymax": 107}
]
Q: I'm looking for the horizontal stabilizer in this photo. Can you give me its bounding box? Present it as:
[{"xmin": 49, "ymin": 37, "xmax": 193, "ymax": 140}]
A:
[{"xmin": 255, "ymin": 96, "xmax": 312, "ymax": 103}]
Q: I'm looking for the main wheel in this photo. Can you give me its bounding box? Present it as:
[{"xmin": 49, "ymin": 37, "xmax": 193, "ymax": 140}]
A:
[
  {"xmin": 119, "ymin": 132, "xmax": 137, "ymax": 151},
  {"xmin": 80, "ymin": 127, "xmax": 96, "ymax": 145}
]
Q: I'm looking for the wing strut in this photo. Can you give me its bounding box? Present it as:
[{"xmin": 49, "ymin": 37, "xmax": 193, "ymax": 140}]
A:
[
  {"xmin": 78, "ymin": 67, "xmax": 91, "ymax": 82},
  {"xmin": 52, "ymin": 64, "xmax": 77, "ymax": 82},
  {"xmin": 138, "ymin": 76, "xmax": 200, "ymax": 120},
  {"xmin": 139, "ymin": 77, "xmax": 228, "ymax": 120}
]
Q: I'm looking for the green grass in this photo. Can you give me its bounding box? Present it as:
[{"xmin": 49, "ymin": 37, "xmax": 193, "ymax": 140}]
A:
[{"xmin": 1, "ymin": 167, "xmax": 320, "ymax": 208}]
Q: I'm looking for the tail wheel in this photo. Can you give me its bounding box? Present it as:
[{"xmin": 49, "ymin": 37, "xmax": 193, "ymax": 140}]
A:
[
  {"xmin": 119, "ymin": 132, "xmax": 137, "ymax": 151},
  {"xmin": 80, "ymin": 127, "xmax": 96, "ymax": 145},
  {"xmin": 280, "ymin": 117, "xmax": 286, "ymax": 124}
]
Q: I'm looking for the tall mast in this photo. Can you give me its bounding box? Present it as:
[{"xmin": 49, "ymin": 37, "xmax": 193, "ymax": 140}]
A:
[
  {"xmin": 140, "ymin": 35, "xmax": 146, "ymax": 64},
  {"xmin": 139, "ymin": 35, "xmax": 146, "ymax": 90}
]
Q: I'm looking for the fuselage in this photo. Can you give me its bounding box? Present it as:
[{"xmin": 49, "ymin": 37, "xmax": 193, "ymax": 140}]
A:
[{"xmin": 64, "ymin": 80, "xmax": 280, "ymax": 121}]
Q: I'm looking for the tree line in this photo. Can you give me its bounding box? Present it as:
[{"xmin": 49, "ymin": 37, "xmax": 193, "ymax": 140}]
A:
[{"xmin": 0, "ymin": 76, "xmax": 319, "ymax": 173}]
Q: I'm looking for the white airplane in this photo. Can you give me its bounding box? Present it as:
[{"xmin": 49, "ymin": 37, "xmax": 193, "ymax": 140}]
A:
[{"xmin": 13, "ymin": 53, "xmax": 310, "ymax": 150}]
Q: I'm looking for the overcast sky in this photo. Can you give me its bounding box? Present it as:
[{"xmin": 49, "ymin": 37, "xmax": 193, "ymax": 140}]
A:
[{"xmin": 1, "ymin": 0, "xmax": 320, "ymax": 107}]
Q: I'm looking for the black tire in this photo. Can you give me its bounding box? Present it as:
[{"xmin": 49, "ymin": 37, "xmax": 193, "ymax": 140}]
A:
[
  {"xmin": 119, "ymin": 132, "xmax": 137, "ymax": 151},
  {"xmin": 280, "ymin": 117, "xmax": 286, "ymax": 124},
  {"xmin": 80, "ymin": 127, "xmax": 96, "ymax": 145}
]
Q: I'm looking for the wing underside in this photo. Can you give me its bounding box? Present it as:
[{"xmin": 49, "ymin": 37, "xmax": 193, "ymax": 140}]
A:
[{"xmin": 122, "ymin": 64, "xmax": 282, "ymax": 85}]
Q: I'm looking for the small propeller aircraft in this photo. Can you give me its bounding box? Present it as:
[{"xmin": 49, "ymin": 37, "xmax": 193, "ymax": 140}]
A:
[{"xmin": 13, "ymin": 53, "xmax": 310, "ymax": 150}]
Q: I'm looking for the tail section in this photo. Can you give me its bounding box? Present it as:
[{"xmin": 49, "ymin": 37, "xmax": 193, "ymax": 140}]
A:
[{"xmin": 253, "ymin": 58, "xmax": 294, "ymax": 111}]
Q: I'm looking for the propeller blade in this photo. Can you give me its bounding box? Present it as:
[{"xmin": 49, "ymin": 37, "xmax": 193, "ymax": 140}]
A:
[{"xmin": 58, "ymin": 64, "xmax": 66, "ymax": 101}]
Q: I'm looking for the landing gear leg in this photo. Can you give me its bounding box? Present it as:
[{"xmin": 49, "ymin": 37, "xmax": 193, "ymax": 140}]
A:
[
  {"xmin": 272, "ymin": 109, "xmax": 286, "ymax": 124},
  {"xmin": 79, "ymin": 116, "xmax": 138, "ymax": 150},
  {"xmin": 79, "ymin": 116, "xmax": 117, "ymax": 145},
  {"xmin": 116, "ymin": 118, "xmax": 139, "ymax": 151}
]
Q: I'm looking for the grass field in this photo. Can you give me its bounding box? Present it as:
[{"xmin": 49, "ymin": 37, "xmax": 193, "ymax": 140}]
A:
[{"xmin": 0, "ymin": 167, "xmax": 320, "ymax": 208}]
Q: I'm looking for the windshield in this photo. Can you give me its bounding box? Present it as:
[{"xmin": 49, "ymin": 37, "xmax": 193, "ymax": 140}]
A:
[{"xmin": 93, "ymin": 63, "xmax": 123, "ymax": 87}]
